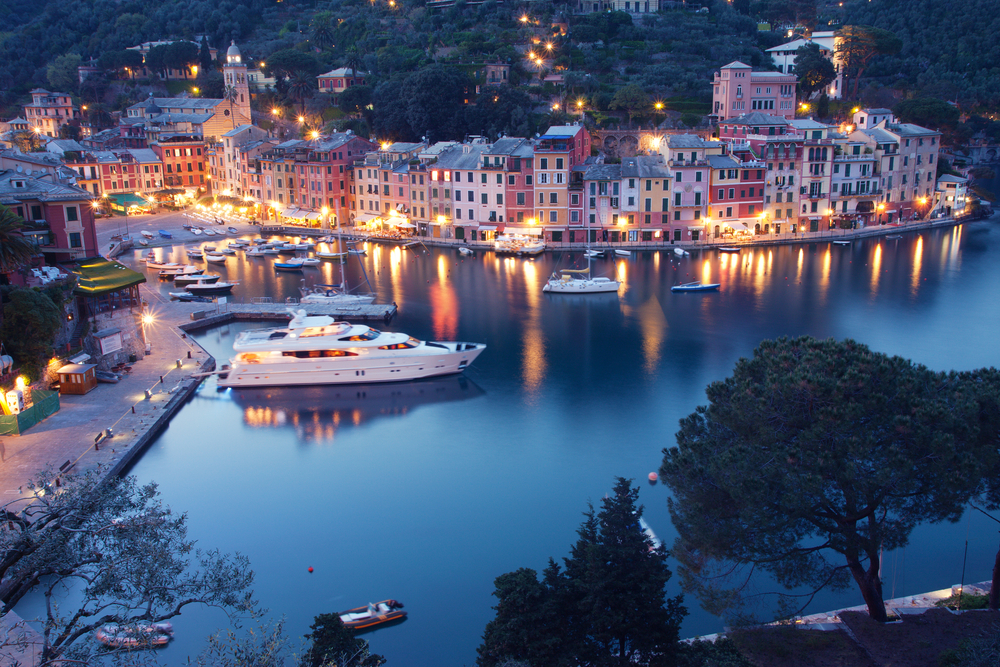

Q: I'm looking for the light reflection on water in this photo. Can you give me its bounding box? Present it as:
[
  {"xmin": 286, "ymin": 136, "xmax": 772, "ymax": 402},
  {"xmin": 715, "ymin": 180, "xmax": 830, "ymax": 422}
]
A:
[{"xmin": 97, "ymin": 221, "xmax": 1000, "ymax": 665}]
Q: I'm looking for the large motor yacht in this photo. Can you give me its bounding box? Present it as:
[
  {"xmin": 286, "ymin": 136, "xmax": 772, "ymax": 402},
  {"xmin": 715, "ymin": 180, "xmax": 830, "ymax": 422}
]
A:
[{"xmin": 218, "ymin": 310, "xmax": 486, "ymax": 387}]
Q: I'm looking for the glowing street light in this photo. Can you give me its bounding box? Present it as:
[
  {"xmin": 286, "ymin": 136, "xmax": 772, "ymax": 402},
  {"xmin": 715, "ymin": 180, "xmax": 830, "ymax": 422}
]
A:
[
  {"xmin": 545, "ymin": 42, "xmax": 553, "ymax": 51},
  {"xmin": 297, "ymin": 116, "xmax": 305, "ymax": 123},
  {"xmin": 520, "ymin": 14, "xmax": 529, "ymax": 22},
  {"xmin": 271, "ymin": 108, "xmax": 281, "ymax": 116},
  {"xmin": 310, "ymin": 130, "xmax": 320, "ymax": 139}
]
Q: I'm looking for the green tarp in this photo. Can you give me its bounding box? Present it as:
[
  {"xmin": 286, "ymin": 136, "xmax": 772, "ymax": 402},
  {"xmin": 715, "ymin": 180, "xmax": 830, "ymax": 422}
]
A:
[{"xmin": 0, "ymin": 390, "xmax": 60, "ymax": 436}]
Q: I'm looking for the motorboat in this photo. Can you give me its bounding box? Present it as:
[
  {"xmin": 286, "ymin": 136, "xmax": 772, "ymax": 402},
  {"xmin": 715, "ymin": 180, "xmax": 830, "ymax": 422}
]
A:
[
  {"xmin": 316, "ymin": 251, "xmax": 347, "ymax": 261},
  {"xmin": 169, "ymin": 291, "xmax": 213, "ymax": 302},
  {"xmin": 718, "ymin": 247, "xmax": 741, "ymax": 253},
  {"xmin": 585, "ymin": 249, "xmax": 604, "ymax": 259},
  {"xmin": 671, "ymin": 281, "xmax": 720, "ymax": 293},
  {"xmin": 246, "ymin": 247, "xmax": 268, "ymax": 258},
  {"xmin": 832, "ymin": 240, "xmax": 851, "ymax": 246},
  {"xmin": 300, "ymin": 257, "xmax": 320, "ymax": 267},
  {"xmin": 300, "ymin": 283, "xmax": 375, "ymax": 305},
  {"xmin": 140, "ymin": 230, "xmax": 155, "ymax": 239},
  {"xmin": 138, "ymin": 239, "xmax": 149, "ymax": 246},
  {"xmin": 140, "ymin": 250, "xmax": 155, "ymax": 263},
  {"xmin": 639, "ymin": 517, "xmax": 663, "ymax": 551},
  {"xmin": 458, "ymin": 246, "xmax": 473, "ymax": 256},
  {"xmin": 174, "ymin": 273, "xmax": 220, "ymax": 287},
  {"xmin": 673, "ymin": 248, "xmax": 689, "ymax": 257},
  {"xmin": 518, "ymin": 239, "xmax": 546, "ymax": 255},
  {"xmin": 95, "ymin": 370, "xmax": 120, "ymax": 384},
  {"xmin": 146, "ymin": 261, "xmax": 185, "ymax": 271},
  {"xmin": 203, "ymin": 245, "xmax": 217, "ymax": 252},
  {"xmin": 885, "ymin": 235, "xmax": 903, "ymax": 240},
  {"xmin": 186, "ymin": 281, "xmax": 236, "ymax": 296},
  {"xmin": 338, "ymin": 600, "xmax": 407, "ymax": 632},
  {"xmin": 205, "ymin": 253, "xmax": 227, "ymax": 263},
  {"xmin": 192, "ymin": 228, "xmax": 203, "ymax": 236},
  {"xmin": 263, "ymin": 247, "xmax": 281, "ymax": 255},
  {"xmin": 219, "ymin": 246, "xmax": 238, "ymax": 255},
  {"xmin": 186, "ymin": 249, "xmax": 204, "ymax": 258},
  {"xmin": 543, "ymin": 268, "xmax": 620, "ymax": 293},
  {"xmin": 274, "ymin": 260, "xmax": 304, "ymax": 271},
  {"xmin": 614, "ymin": 249, "xmax": 631, "ymax": 257},
  {"xmin": 95, "ymin": 621, "xmax": 174, "ymax": 648},
  {"xmin": 158, "ymin": 230, "xmax": 172, "ymax": 239},
  {"xmin": 228, "ymin": 227, "xmax": 239, "ymax": 235},
  {"xmin": 217, "ymin": 310, "xmax": 486, "ymax": 388},
  {"xmin": 252, "ymin": 238, "xmax": 269, "ymax": 245},
  {"xmin": 159, "ymin": 265, "xmax": 202, "ymax": 278},
  {"xmin": 203, "ymin": 228, "xmax": 217, "ymax": 236}
]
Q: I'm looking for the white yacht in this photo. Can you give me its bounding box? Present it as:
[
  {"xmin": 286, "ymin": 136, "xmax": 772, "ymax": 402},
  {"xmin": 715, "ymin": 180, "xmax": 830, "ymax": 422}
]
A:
[
  {"xmin": 217, "ymin": 311, "xmax": 486, "ymax": 388},
  {"xmin": 300, "ymin": 283, "xmax": 375, "ymax": 306},
  {"xmin": 542, "ymin": 267, "xmax": 620, "ymax": 293}
]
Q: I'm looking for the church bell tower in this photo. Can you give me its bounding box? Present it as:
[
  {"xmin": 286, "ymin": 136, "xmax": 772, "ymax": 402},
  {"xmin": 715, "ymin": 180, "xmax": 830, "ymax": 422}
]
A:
[{"xmin": 222, "ymin": 41, "xmax": 251, "ymax": 128}]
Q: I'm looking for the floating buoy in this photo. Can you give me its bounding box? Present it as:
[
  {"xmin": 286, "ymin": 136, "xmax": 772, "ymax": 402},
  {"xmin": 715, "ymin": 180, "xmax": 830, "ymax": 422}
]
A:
[
  {"xmin": 648, "ymin": 472, "xmax": 658, "ymax": 482},
  {"xmin": 308, "ymin": 566, "xmax": 314, "ymax": 573}
]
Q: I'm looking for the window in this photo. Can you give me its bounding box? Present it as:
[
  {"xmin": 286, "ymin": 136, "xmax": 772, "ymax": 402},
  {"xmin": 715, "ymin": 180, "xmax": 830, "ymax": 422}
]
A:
[
  {"xmin": 549, "ymin": 211, "xmax": 557, "ymax": 222},
  {"xmin": 481, "ymin": 193, "xmax": 488, "ymax": 204},
  {"xmin": 69, "ymin": 232, "xmax": 81, "ymax": 248},
  {"xmin": 556, "ymin": 158, "xmax": 564, "ymax": 169},
  {"xmin": 497, "ymin": 194, "xmax": 503, "ymax": 205},
  {"xmin": 525, "ymin": 175, "xmax": 533, "ymax": 186},
  {"xmin": 66, "ymin": 206, "xmax": 78, "ymax": 222},
  {"xmin": 674, "ymin": 193, "xmax": 681, "ymax": 206},
  {"xmin": 516, "ymin": 192, "xmax": 525, "ymax": 206},
  {"xmin": 695, "ymin": 172, "xmax": 702, "ymax": 182},
  {"xmin": 676, "ymin": 172, "xmax": 682, "ymax": 182},
  {"xmin": 540, "ymin": 158, "xmax": 548, "ymax": 169},
  {"xmin": 718, "ymin": 189, "xmax": 724, "ymax": 200}
]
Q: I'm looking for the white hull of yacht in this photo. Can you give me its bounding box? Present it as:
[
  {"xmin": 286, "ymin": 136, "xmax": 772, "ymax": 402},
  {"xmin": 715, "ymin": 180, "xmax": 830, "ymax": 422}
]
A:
[{"xmin": 218, "ymin": 342, "xmax": 485, "ymax": 388}]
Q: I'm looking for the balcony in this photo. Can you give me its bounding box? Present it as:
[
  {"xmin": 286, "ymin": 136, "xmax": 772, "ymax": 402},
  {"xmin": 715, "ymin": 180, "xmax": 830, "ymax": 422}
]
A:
[
  {"xmin": 480, "ymin": 163, "xmax": 505, "ymax": 171},
  {"xmin": 806, "ymin": 192, "xmax": 826, "ymax": 200},
  {"xmin": 668, "ymin": 159, "xmax": 709, "ymax": 167}
]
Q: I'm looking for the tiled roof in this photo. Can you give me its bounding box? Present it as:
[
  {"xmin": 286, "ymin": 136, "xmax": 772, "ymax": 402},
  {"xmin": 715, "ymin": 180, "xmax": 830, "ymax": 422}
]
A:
[
  {"xmin": 0, "ymin": 169, "xmax": 92, "ymax": 203},
  {"xmin": 666, "ymin": 134, "xmax": 715, "ymax": 149}
]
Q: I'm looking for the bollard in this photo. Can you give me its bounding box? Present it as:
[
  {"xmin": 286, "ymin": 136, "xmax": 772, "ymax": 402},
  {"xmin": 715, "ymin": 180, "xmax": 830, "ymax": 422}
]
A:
[
  {"xmin": 131, "ymin": 405, "xmax": 135, "ymax": 414},
  {"xmin": 187, "ymin": 350, "xmax": 192, "ymax": 359},
  {"xmin": 176, "ymin": 359, "xmax": 182, "ymax": 368},
  {"xmin": 159, "ymin": 375, "xmax": 164, "ymax": 384},
  {"xmin": 145, "ymin": 389, "xmax": 152, "ymax": 399}
]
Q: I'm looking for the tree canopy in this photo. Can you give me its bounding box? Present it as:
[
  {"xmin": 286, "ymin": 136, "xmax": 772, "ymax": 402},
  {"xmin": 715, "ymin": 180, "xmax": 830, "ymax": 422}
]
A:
[
  {"xmin": 893, "ymin": 97, "xmax": 961, "ymax": 130},
  {"xmin": 794, "ymin": 43, "xmax": 835, "ymax": 97},
  {"xmin": 0, "ymin": 286, "xmax": 61, "ymax": 380},
  {"xmin": 478, "ymin": 478, "xmax": 686, "ymax": 666},
  {"xmin": 660, "ymin": 337, "xmax": 995, "ymax": 624},
  {"xmin": 303, "ymin": 613, "xmax": 385, "ymax": 667},
  {"xmin": 0, "ymin": 470, "xmax": 256, "ymax": 664}
]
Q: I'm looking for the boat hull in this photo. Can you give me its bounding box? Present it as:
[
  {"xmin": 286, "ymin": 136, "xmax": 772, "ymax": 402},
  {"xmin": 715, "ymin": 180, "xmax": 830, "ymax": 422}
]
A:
[
  {"xmin": 543, "ymin": 278, "xmax": 620, "ymax": 293},
  {"xmin": 218, "ymin": 343, "xmax": 486, "ymax": 388}
]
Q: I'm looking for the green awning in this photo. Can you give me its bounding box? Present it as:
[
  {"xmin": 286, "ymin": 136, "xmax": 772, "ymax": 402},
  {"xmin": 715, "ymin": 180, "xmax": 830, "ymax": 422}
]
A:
[{"xmin": 65, "ymin": 257, "xmax": 146, "ymax": 296}]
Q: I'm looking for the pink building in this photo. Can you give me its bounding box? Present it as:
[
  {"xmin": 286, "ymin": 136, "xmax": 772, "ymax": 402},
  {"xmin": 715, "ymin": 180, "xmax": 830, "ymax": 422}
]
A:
[{"xmin": 711, "ymin": 62, "xmax": 797, "ymax": 122}]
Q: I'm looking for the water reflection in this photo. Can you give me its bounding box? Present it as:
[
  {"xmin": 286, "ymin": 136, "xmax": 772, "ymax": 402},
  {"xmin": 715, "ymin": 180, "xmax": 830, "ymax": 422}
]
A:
[
  {"xmin": 521, "ymin": 261, "xmax": 547, "ymax": 399},
  {"xmin": 228, "ymin": 376, "xmax": 485, "ymax": 443},
  {"xmin": 911, "ymin": 236, "xmax": 924, "ymax": 297},
  {"xmin": 638, "ymin": 296, "xmax": 667, "ymax": 376},
  {"xmin": 870, "ymin": 243, "xmax": 882, "ymax": 299}
]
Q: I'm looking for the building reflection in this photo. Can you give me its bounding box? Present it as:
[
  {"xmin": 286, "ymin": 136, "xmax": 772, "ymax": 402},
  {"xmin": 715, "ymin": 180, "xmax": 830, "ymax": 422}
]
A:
[{"xmin": 230, "ymin": 376, "xmax": 485, "ymax": 444}]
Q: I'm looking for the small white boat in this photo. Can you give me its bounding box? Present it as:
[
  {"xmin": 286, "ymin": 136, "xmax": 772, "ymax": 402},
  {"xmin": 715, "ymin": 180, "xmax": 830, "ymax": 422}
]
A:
[
  {"xmin": 95, "ymin": 621, "xmax": 174, "ymax": 649},
  {"xmin": 543, "ymin": 268, "xmax": 619, "ymax": 294},
  {"xmin": 186, "ymin": 249, "xmax": 204, "ymax": 258},
  {"xmin": 192, "ymin": 228, "xmax": 203, "ymax": 236},
  {"xmin": 263, "ymin": 247, "xmax": 280, "ymax": 255},
  {"xmin": 138, "ymin": 239, "xmax": 149, "ymax": 246},
  {"xmin": 220, "ymin": 246, "xmax": 238, "ymax": 255},
  {"xmin": 316, "ymin": 251, "xmax": 347, "ymax": 260},
  {"xmin": 175, "ymin": 273, "xmax": 219, "ymax": 286},
  {"xmin": 832, "ymin": 240, "xmax": 851, "ymax": 246},
  {"xmin": 614, "ymin": 249, "xmax": 631, "ymax": 257},
  {"xmin": 186, "ymin": 281, "xmax": 236, "ymax": 295},
  {"xmin": 246, "ymin": 248, "xmax": 267, "ymax": 257},
  {"xmin": 639, "ymin": 517, "xmax": 663, "ymax": 551},
  {"xmin": 673, "ymin": 248, "xmax": 689, "ymax": 257},
  {"xmin": 458, "ymin": 246, "xmax": 473, "ymax": 256},
  {"xmin": 252, "ymin": 238, "xmax": 268, "ymax": 245},
  {"xmin": 145, "ymin": 261, "xmax": 185, "ymax": 271},
  {"xmin": 585, "ymin": 249, "xmax": 604, "ymax": 258},
  {"xmin": 202, "ymin": 245, "xmax": 217, "ymax": 252},
  {"xmin": 300, "ymin": 257, "xmax": 320, "ymax": 267},
  {"xmin": 205, "ymin": 253, "xmax": 227, "ymax": 263},
  {"xmin": 203, "ymin": 228, "xmax": 217, "ymax": 236},
  {"xmin": 718, "ymin": 247, "xmax": 740, "ymax": 253},
  {"xmin": 228, "ymin": 227, "xmax": 239, "ymax": 235},
  {"xmin": 160, "ymin": 265, "xmax": 202, "ymax": 278},
  {"xmin": 300, "ymin": 284, "xmax": 375, "ymax": 305},
  {"xmin": 140, "ymin": 230, "xmax": 155, "ymax": 239}
]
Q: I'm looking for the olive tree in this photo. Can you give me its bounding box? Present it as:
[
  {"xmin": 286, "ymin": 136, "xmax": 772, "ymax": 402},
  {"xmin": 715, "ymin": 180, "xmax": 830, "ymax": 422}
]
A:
[{"xmin": 0, "ymin": 469, "xmax": 256, "ymax": 665}]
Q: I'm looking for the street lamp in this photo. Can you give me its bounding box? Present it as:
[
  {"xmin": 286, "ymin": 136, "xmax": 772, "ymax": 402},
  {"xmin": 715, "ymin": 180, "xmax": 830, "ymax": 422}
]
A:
[
  {"xmin": 877, "ymin": 203, "xmax": 885, "ymax": 225},
  {"xmin": 141, "ymin": 311, "xmax": 154, "ymax": 349}
]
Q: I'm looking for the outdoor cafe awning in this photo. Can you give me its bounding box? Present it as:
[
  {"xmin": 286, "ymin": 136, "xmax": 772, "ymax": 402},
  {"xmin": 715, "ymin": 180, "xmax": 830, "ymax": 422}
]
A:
[
  {"xmin": 501, "ymin": 227, "xmax": 539, "ymax": 235},
  {"xmin": 395, "ymin": 222, "xmax": 416, "ymax": 229},
  {"xmin": 477, "ymin": 225, "xmax": 497, "ymax": 232}
]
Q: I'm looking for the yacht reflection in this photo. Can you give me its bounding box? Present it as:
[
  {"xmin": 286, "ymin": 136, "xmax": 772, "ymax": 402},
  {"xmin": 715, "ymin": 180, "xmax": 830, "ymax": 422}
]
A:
[{"xmin": 230, "ymin": 376, "xmax": 485, "ymax": 442}]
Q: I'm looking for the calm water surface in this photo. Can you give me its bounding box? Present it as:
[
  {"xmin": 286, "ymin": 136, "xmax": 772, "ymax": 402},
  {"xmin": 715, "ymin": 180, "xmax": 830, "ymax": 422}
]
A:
[{"xmin": 89, "ymin": 221, "xmax": 1000, "ymax": 663}]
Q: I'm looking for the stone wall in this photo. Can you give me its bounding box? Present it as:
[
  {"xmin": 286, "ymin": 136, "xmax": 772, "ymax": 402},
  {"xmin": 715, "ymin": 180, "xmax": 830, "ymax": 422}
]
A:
[{"xmin": 84, "ymin": 306, "xmax": 145, "ymax": 370}]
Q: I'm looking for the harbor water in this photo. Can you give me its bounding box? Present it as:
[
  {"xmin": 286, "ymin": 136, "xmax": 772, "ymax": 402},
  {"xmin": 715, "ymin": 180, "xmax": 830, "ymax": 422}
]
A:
[{"xmin": 41, "ymin": 221, "xmax": 1000, "ymax": 664}]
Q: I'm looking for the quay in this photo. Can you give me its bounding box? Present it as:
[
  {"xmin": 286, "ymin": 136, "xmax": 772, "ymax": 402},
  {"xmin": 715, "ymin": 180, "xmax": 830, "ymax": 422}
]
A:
[
  {"xmin": 181, "ymin": 301, "xmax": 398, "ymax": 331},
  {"xmin": 261, "ymin": 211, "xmax": 988, "ymax": 254}
]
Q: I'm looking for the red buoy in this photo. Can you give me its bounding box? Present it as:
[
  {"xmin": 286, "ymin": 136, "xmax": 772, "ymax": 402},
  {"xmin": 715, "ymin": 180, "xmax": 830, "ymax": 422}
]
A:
[
  {"xmin": 648, "ymin": 472, "xmax": 658, "ymax": 482},
  {"xmin": 308, "ymin": 567, "xmax": 314, "ymax": 573}
]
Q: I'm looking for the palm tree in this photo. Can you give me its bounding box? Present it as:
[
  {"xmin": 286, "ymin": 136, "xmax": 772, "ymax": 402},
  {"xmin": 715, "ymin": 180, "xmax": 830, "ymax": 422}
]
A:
[
  {"xmin": 0, "ymin": 206, "xmax": 38, "ymax": 275},
  {"xmin": 310, "ymin": 12, "xmax": 336, "ymax": 52},
  {"xmin": 287, "ymin": 72, "xmax": 315, "ymax": 116},
  {"xmin": 223, "ymin": 85, "xmax": 239, "ymax": 130},
  {"xmin": 345, "ymin": 48, "xmax": 364, "ymax": 87}
]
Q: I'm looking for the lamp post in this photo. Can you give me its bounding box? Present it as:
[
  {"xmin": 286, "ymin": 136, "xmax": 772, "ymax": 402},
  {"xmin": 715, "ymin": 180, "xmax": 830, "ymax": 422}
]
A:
[
  {"xmin": 877, "ymin": 203, "xmax": 885, "ymax": 225},
  {"xmin": 141, "ymin": 311, "xmax": 154, "ymax": 351}
]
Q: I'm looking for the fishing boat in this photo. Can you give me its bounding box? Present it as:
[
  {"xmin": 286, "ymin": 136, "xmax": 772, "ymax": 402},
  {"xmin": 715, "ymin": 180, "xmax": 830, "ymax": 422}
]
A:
[
  {"xmin": 140, "ymin": 230, "xmax": 155, "ymax": 239},
  {"xmin": 158, "ymin": 230, "xmax": 172, "ymax": 239},
  {"xmin": 614, "ymin": 249, "xmax": 631, "ymax": 257},
  {"xmin": 673, "ymin": 248, "xmax": 689, "ymax": 257},
  {"xmin": 94, "ymin": 621, "xmax": 174, "ymax": 648},
  {"xmin": 338, "ymin": 600, "xmax": 407, "ymax": 631},
  {"xmin": 718, "ymin": 247, "xmax": 740, "ymax": 253},
  {"xmin": 458, "ymin": 246, "xmax": 473, "ymax": 256},
  {"xmin": 174, "ymin": 273, "xmax": 220, "ymax": 287},
  {"xmin": 274, "ymin": 260, "xmax": 304, "ymax": 271},
  {"xmin": 671, "ymin": 281, "xmax": 720, "ymax": 293},
  {"xmin": 205, "ymin": 253, "xmax": 227, "ymax": 263},
  {"xmin": 228, "ymin": 227, "xmax": 239, "ymax": 235},
  {"xmin": 217, "ymin": 310, "xmax": 486, "ymax": 388},
  {"xmin": 185, "ymin": 281, "xmax": 236, "ymax": 296},
  {"xmin": 832, "ymin": 240, "xmax": 851, "ymax": 246}
]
